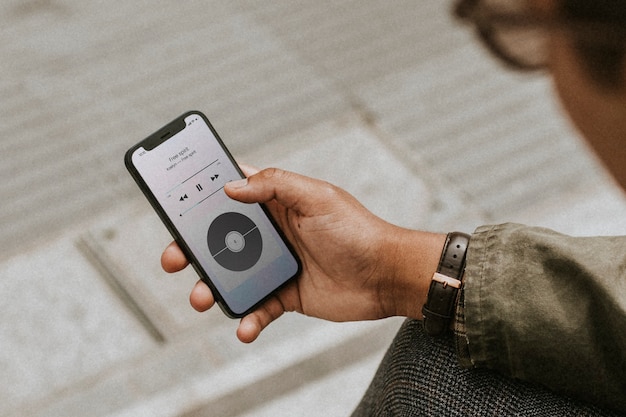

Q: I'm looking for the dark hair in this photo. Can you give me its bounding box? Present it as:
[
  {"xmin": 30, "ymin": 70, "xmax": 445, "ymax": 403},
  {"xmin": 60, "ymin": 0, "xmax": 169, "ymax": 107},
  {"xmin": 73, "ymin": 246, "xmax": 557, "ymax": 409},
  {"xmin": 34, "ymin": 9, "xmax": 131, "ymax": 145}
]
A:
[{"xmin": 563, "ymin": 0, "xmax": 626, "ymax": 88}]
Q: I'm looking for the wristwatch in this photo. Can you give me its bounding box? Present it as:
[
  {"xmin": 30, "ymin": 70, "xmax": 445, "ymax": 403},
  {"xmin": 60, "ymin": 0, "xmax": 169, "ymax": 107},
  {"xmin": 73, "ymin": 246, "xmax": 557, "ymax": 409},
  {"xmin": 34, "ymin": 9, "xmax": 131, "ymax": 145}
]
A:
[{"xmin": 422, "ymin": 232, "xmax": 470, "ymax": 336}]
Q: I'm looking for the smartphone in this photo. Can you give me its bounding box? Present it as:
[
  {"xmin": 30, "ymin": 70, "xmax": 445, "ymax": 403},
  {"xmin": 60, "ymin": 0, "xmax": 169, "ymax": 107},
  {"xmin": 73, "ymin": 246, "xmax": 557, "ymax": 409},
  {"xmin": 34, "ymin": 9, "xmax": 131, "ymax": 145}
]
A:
[{"xmin": 125, "ymin": 111, "xmax": 301, "ymax": 318}]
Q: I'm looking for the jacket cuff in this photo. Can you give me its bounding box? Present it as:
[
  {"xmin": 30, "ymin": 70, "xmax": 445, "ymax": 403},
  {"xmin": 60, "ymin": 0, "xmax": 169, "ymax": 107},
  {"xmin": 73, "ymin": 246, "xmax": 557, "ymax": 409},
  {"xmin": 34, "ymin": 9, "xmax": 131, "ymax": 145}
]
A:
[{"xmin": 454, "ymin": 287, "xmax": 475, "ymax": 368}]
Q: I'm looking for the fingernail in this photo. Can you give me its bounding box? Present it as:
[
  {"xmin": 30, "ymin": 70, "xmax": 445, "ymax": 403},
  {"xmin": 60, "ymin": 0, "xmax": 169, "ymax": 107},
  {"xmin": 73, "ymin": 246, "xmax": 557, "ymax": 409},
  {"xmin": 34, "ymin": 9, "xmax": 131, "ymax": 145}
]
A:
[{"xmin": 228, "ymin": 178, "xmax": 248, "ymax": 189}]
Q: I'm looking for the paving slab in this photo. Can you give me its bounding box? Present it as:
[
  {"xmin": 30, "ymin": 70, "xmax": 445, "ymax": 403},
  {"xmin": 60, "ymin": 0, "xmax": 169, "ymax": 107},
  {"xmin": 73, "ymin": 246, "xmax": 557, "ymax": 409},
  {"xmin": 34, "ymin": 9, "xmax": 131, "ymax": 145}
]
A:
[
  {"xmin": 0, "ymin": 235, "xmax": 155, "ymax": 416},
  {"xmin": 109, "ymin": 319, "xmax": 402, "ymax": 417},
  {"xmin": 80, "ymin": 207, "xmax": 215, "ymax": 342},
  {"xmin": 234, "ymin": 352, "xmax": 386, "ymax": 417}
]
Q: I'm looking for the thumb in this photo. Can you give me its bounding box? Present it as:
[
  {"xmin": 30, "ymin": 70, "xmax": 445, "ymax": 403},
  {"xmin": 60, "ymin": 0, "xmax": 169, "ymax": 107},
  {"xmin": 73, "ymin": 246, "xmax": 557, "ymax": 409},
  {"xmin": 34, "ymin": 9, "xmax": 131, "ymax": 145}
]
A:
[{"xmin": 225, "ymin": 168, "xmax": 335, "ymax": 215}]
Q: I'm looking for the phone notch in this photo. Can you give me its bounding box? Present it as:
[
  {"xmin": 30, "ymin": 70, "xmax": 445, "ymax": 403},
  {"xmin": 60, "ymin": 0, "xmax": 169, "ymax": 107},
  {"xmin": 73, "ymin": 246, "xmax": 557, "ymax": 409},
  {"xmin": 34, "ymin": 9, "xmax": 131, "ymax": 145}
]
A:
[{"xmin": 142, "ymin": 117, "xmax": 187, "ymax": 151}]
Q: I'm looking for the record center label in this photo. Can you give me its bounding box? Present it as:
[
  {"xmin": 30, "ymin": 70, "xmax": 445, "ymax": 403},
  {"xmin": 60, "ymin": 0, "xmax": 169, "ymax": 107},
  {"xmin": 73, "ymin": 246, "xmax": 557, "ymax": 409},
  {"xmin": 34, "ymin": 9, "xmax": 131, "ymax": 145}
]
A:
[{"xmin": 207, "ymin": 212, "xmax": 263, "ymax": 271}]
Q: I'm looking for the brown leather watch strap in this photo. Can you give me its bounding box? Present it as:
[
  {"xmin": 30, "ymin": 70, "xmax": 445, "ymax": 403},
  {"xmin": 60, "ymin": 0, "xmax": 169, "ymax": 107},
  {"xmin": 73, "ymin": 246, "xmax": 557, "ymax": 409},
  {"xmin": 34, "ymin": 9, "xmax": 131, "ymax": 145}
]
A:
[{"xmin": 422, "ymin": 232, "xmax": 470, "ymax": 336}]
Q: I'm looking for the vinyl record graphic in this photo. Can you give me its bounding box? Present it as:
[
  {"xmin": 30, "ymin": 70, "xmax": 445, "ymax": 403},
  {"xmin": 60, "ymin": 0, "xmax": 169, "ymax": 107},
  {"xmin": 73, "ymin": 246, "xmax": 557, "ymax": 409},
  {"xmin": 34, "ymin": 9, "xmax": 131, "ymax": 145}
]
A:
[{"xmin": 207, "ymin": 212, "xmax": 263, "ymax": 271}]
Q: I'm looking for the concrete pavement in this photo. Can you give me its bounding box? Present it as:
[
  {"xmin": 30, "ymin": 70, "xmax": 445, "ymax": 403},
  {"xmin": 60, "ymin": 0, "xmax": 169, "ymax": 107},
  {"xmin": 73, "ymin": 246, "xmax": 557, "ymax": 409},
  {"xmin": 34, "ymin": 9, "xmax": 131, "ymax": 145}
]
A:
[{"xmin": 3, "ymin": 1, "xmax": 626, "ymax": 416}]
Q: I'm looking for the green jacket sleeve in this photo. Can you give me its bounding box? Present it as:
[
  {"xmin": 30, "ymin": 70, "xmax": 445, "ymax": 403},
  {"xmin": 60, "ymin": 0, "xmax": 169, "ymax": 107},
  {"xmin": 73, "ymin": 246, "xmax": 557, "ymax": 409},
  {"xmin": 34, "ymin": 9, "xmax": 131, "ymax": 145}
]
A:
[{"xmin": 460, "ymin": 223, "xmax": 626, "ymax": 413}]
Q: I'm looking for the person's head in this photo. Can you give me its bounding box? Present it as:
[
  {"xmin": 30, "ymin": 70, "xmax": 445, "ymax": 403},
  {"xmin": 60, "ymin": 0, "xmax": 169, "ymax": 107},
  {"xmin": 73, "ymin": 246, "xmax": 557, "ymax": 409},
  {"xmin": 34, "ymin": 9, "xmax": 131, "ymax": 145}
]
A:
[{"xmin": 455, "ymin": 0, "xmax": 626, "ymax": 189}]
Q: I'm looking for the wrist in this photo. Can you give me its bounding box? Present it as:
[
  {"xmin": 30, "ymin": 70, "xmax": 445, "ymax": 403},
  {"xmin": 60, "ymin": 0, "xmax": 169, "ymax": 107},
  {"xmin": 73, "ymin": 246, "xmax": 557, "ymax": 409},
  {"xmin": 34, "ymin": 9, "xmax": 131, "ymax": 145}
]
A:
[{"xmin": 379, "ymin": 228, "xmax": 447, "ymax": 319}]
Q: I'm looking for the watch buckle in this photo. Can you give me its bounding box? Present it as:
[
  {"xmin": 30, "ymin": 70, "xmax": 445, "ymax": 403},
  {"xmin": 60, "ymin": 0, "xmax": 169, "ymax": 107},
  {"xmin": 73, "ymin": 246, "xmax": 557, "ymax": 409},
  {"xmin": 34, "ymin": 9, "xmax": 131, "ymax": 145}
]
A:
[{"xmin": 432, "ymin": 272, "xmax": 462, "ymax": 289}]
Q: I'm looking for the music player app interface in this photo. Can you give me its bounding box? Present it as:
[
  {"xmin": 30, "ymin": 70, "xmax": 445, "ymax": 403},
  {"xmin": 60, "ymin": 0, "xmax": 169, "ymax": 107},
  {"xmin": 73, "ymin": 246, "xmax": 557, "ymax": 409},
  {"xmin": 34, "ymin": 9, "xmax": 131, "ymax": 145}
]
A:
[{"xmin": 130, "ymin": 113, "xmax": 299, "ymax": 315}]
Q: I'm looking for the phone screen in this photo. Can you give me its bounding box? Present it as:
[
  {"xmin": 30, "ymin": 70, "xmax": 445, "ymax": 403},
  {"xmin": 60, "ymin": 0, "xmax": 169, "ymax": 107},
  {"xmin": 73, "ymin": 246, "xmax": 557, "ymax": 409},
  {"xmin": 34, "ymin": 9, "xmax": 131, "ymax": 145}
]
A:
[{"xmin": 126, "ymin": 112, "xmax": 300, "ymax": 317}]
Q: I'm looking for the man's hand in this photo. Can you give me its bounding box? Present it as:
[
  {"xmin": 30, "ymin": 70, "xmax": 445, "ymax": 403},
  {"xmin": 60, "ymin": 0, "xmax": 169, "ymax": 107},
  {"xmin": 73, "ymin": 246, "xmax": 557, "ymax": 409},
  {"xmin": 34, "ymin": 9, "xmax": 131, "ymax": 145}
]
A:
[{"xmin": 161, "ymin": 166, "xmax": 445, "ymax": 342}]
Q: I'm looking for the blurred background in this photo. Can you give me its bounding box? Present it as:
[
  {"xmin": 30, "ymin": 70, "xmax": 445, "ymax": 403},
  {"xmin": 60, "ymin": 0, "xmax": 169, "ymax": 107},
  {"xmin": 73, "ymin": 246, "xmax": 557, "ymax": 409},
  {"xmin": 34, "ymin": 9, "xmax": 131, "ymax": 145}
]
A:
[{"xmin": 2, "ymin": 1, "xmax": 626, "ymax": 416}]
